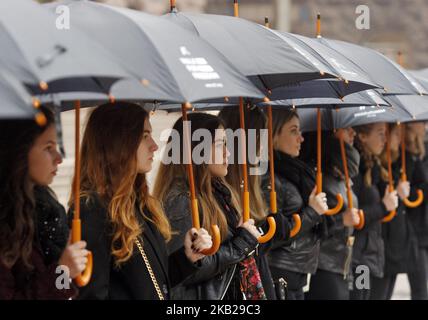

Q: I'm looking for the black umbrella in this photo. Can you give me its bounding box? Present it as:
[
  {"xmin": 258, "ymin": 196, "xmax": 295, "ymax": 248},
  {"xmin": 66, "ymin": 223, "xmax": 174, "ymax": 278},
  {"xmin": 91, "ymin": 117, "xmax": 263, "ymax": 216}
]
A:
[{"xmin": 0, "ymin": 0, "xmax": 133, "ymax": 94}]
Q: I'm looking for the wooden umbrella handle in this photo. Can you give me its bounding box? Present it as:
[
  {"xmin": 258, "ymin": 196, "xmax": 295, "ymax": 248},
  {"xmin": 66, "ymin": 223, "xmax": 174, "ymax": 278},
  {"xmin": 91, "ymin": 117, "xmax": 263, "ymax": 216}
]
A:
[
  {"xmin": 182, "ymin": 103, "xmax": 220, "ymax": 255},
  {"xmin": 400, "ymin": 124, "xmax": 424, "ymax": 208},
  {"xmin": 72, "ymin": 100, "xmax": 92, "ymax": 287},
  {"xmin": 317, "ymin": 109, "xmax": 343, "ymax": 215},
  {"xmin": 258, "ymin": 216, "xmax": 276, "ymax": 244},
  {"xmin": 354, "ymin": 210, "xmax": 365, "ymax": 230},
  {"xmin": 290, "ymin": 214, "xmax": 302, "ymax": 238},
  {"xmin": 383, "ymin": 127, "xmax": 397, "ymax": 223}
]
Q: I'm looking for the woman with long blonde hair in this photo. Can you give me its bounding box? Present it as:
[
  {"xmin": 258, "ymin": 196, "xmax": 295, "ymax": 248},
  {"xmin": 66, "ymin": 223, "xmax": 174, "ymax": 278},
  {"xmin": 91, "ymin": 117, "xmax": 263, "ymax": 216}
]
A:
[
  {"xmin": 154, "ymin": 112, "xmax": 264, "ymax": 300},
  {"xmin": 70, "ymin": 102, "xmax": 212, "ymax": 300}
]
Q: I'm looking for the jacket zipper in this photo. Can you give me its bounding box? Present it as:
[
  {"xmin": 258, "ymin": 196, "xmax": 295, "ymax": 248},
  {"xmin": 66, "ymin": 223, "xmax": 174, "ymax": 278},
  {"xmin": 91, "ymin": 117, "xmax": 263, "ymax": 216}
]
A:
[{"xmin": 220, "ymin": 264, "xmax": 237, "ymax": 300}]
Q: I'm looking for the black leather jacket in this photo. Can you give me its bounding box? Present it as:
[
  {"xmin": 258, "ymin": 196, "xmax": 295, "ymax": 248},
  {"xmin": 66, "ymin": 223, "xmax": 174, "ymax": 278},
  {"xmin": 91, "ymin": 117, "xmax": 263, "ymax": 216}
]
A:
[
  {"xmin": 317, "ymin": 173, "xmax": 358, "ymax": 277},
  {"xmin": 352, "ymin": 161, "xmax": 387, "ymax": 278},
  {"xmin": 261, "ymin": 173, "xmax": 322, "ymax": 275},
  {"xmin": 163, "ymin": 179, "xmax": 259, "ymax": 300}
]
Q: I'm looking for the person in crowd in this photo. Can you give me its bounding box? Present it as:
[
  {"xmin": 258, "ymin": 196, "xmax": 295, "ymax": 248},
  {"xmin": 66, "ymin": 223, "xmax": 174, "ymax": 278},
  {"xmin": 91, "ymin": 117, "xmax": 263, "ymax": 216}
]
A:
[
  {"xmin": 351, "ymin": 122, "xmax": 398, "ymax": 300},
  {"xmin": 260, "ymin": 109, "xmax": 328, "ymax": 300},
  {"xmin": 218, "ymin": 105, "xmax": 292, "ymax": 300},
  {"xmin": 301, "ymin": 128, "xmax": 361, "ymax": 300},
  {"xmin": 70, "ymin": 102, "xmax": 212, "ymax": 300},
  {"xmin": 154, "ymin": 112, "xmax": 265, "ymax": 300},
  {"xmin": 0, "ymin": 106, "xmax": 88, "ymax": 299}
]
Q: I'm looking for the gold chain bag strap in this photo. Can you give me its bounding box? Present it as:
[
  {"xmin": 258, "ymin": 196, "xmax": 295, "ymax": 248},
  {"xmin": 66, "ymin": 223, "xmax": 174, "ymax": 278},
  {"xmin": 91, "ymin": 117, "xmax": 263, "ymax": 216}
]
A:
[{"xmin": 135, "ymin": 237, "xmax": 165, "ymax": 300}]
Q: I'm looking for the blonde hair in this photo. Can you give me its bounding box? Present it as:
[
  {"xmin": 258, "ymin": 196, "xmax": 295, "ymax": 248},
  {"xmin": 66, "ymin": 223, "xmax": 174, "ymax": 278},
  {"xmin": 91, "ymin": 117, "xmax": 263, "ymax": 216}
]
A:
[{"xmin": 70, "ymin": 103, "xmax": 171, "ymax": 267}]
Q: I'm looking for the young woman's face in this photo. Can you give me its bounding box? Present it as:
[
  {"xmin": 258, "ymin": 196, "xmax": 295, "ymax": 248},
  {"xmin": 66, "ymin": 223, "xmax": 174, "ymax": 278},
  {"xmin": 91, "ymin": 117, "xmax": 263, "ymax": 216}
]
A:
[
  {"xmin": 274, "ymin": 116, "xmax": 304, "ymax": 157},
  {"xmin": 389, "ymin": 125, "xmax": 401, "ymax": 152},
  {"xmin": 28, "ymin": 125, "xmax": 63, "ymax": 186},
  {"xmin": 136, "ymin": 117, "xmax": 159, "ymax": 174},
  {"xmin": 208, "ymin": 126, "xmax": 230, "ymax": 178},
  {"xmin": 335, "ymin": 127, "xmax": 356, "ymax": 146},
  {"xmin": 358, "ymin": 122, "xmax": 387, "ymax": 156}
]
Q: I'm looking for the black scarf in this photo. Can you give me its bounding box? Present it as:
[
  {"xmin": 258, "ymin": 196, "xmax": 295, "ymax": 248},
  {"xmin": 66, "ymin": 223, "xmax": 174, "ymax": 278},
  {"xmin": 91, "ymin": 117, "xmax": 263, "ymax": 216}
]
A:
[
  {"xmin": 273, "ymin": 150, "xmax": 316, "ymax": 204},
  {"xmin": 211, "ymin": 178, "xmax": 240, "ymax": 231}
]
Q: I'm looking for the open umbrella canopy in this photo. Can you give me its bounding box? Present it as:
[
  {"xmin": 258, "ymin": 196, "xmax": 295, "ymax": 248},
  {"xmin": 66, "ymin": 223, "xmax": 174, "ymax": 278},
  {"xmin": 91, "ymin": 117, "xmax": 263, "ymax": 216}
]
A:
[
  {"xmin": 299, "ymin": 94, "xmax": 428, "ymax": 132},
  {"xmin": 0, "ymin": 70, "xmax": 39, "ymax": 120},
  {"xmin": 319, "ymin": 38, "xmax": 428, "ymax": 95},
  {"xmin": 265, "ymin": 31, "xmax": 381, "ymax": 96},
  {"xmin": 0, "ymin": 0, "xmax": 134, "ymax": 94},
  {"xmin": 163, "ymin": 11, "xmax": 340, "ymax": 92},
  {"xmin": 45, "ymin": 0, "xmax": 264, "ymax": 104}
]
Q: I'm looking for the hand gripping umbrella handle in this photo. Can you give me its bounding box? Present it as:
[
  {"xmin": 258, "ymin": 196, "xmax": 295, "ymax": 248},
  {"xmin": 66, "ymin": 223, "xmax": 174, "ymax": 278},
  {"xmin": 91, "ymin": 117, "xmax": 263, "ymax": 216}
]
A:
[
  {"xmin": 403, "ymin": 189, "xmax": 424, "ymax": 208},
  {"xmin": 71, "ymin": 219, "xmax": 93, "ymax": 287},
  {"xmin": 200, "ymin": 224, "xmax": 221, "ymax": 256},
  {"xmin": 290, "ymin": 214, "xmax": 302, "ymax": 238},
  {"xmin": 324, "ymin": 193, "xmax": 344, "ymax": 216},
  {"xmin": 258, "ymin": 216, "xmax": 276, "ymax": 244},
  {"xmin": 382, "ymin": 185, "xmax": 397, "ymax": 223},
  {"xmin": 354, "ymin": 210, "xmax": 365, "ymax": 230}
]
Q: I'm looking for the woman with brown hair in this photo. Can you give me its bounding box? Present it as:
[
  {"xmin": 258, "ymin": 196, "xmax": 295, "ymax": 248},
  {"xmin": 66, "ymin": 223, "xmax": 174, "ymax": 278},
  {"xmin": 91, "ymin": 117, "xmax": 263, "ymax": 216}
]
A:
[
  {"xmin": 71, "ymin": 102, "xmax": 212, "ymax": 300},
  {"xmin": 351, "ymin": 122, "xmax": 398, "ymax": 300},
  {"xmin": 0, "ymin": 106, "xmax": 88, "ymax": 299},
  {"xmin": 261, "ymin": 109, "xmax": 328, "ymax": 300},
  {"xmin": 154, "ymin": 112, "xmax": 264, "ymax": 300},
  {"xmin": 369, "ymin": 123, "xmax": 419, "ymax": 299},
  {"xmin": 218, "ymin": 105, "xmax": 292, "ymax": 300}
]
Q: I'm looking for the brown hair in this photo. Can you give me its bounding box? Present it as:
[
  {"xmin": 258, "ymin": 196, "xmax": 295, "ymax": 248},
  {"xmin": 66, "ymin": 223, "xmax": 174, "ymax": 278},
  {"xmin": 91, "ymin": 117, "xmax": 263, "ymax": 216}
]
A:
[
  {"xmin": 218, "ymin": 105, "xmax": 267, "ymax": 223},
  {"xmin": 406, "ymin": 122, "xmax": 426, "ymax": 159},
  {"xmin": 153, "ymin": 112, "xmax": 239, "ymax": 241},
  {"xmin": 379, "ymin": 123, "xmax": 400, "ymax": 182},
  {"xmin": 354, "ymin": 123, "xmax": 383, "ymax": 186},
  {"xmin": 70, "ymin": 102, "xmax": 170, "ymax": 267},
  {"xmin": 0, "ymin": 106, "xmax": 55, "ymax": 269},
  {"xmin": 271, "ymin": 108, "xmax": 299, "ymax": 142}
]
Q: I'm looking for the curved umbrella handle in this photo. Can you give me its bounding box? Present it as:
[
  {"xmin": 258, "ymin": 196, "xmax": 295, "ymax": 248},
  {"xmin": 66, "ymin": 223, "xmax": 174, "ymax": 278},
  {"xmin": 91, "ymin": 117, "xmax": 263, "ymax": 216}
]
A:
[
  {"xmin": 71, "ymin": 219, "xmax": 93, "ymax": 287},
  {"xmin": 290, "ymin": 214, "xmax": 302, "ymax": 238},
  {"xmin": 258, "ymin": 216, "xmax": 276, "ymax": 244},
  {"xmin": 403, "ymin": 189, "xmax": 424, "ymax": 208},
  {"xmin": 382, "ymin": 209, "xmax": 396, "ymax": 223},
  {"xmin": 324, "ymin": 194, "xmax": 344, "ymax": 216},
  {"xmin": 354, "ymin": 209, "xmax": 365, "ymax": 230},
  {"xmin": 200, "ymin": 224, "xmax": 221, "ymax": 256}
]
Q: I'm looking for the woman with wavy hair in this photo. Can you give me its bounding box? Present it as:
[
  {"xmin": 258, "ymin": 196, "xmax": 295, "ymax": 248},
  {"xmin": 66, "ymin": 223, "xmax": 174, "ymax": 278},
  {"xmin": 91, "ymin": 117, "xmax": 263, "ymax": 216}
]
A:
[
  {"xmin": 71, "ymin": 102, "xmax": 212, "ymax": 300},
  {"xmin": 154, "ymin": 112, "xmax": 264, "ymax": 300},
  {"xmin": 0, "ymin": 106, "xmax": 88, "ymax": 299},
  {"xmin": 217, "ymin": 106, "xmax": 292, "ymax": 300}
]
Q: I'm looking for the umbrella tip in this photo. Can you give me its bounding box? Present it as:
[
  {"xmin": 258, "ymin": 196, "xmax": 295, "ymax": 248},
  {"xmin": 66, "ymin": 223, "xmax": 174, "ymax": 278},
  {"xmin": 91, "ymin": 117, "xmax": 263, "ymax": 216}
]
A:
[
  {"xmin": 184, "ymin": 102, "xmax": 192, "ymax": 110},
  {"xmin": 265, "ymin": 17, "xmax": 270, "ymax": 28},
  {"xmin": 35, "ymin": 112, "xmax": 47, "ymax": 127},
  {"xmin": 224, "ymin": 96, "xmax": 229, "ymax": 102},
  {"xmin": 109, "ymin": 94, "xmax": 116, "ymax": 103},
  {"xmin": 320, "ymin": 71, "xmax": 325, "ymax": 76},
  {"xmin": 263, "ymin": 96, "xmax": 270, "ymax": 103},
  {"xmin": 39, "ymin": 81, "xmax": 48, "ymax": 91},
  {"xmin": 141, "ymin": 79, "xmax": 150, "ymax": 87}
]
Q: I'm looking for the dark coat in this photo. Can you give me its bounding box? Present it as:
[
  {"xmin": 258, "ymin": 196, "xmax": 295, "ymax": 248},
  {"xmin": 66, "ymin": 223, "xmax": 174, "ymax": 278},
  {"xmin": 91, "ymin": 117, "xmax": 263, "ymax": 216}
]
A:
[
  {"xmin": 163, "ymin": 179, "xmax": 259, "ymax": 300},
  {"xmin": 352, "ymin": 160, "xmax": 386, "ymax": 278},
  {"xmin": 407, "ymin": 143, "xmax": 428, "ymax": 248},
  {"xmin": 0, "ymin": 187, "xmax": 76, "ymax": 300},
  {"xmin": 317, "ymin": 173, "xmax": 358, "ymax": 277},
  {"xmin": 380, "ymin": 152, "xmax": 419, "ymax": 275},
  {"xmin": 71, "ymin": 194, "xmax": 197, "ymax": 300},
  {"xmin": 0, "ymin": 246, "xmax": 77, "ymax": 300},
  {"xmin": 261, "ymin": 151, "xmax": 323, "ymax": 276}
]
